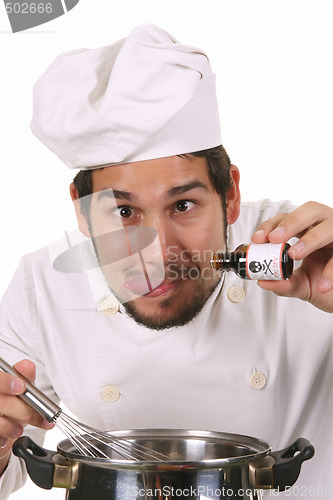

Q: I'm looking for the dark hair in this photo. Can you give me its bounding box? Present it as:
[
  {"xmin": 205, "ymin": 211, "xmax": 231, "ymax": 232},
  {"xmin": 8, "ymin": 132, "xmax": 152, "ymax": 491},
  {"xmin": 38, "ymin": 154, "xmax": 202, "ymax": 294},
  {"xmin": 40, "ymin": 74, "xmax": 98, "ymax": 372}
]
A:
[
  {"xmin": 73, "ymin": 145, "xmax": 232, "ymax": 202},
  {"xmin": 73, "ymin": 145, "xmax": 232, "ymax": 246},
  {"xmin": 182, "ymin": 144, "xmax": 232, "ymax": 206},
  {"xmin": 72, "ymin": 169, "xmax": 93, "ymax": 199},
  {"xmin": 73, "ymin": 145, "xmax": 232, "ymax": 244}
]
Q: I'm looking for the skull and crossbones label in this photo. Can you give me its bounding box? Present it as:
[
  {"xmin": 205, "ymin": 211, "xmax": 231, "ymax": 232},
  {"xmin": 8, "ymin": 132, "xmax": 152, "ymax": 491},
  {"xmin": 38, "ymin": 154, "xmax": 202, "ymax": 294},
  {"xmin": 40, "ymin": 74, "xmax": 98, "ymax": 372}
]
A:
[{"xmin": 246, "ymin": 244, "xmax": 284, "ymax": 280}]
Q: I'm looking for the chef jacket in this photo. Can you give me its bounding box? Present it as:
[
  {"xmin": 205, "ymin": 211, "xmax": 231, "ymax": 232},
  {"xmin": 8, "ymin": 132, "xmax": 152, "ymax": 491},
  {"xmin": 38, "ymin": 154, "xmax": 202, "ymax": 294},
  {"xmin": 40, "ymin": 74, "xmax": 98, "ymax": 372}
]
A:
[{"xmin": 0, "ymin": 199, "xmax": 332, "ymax": 499}]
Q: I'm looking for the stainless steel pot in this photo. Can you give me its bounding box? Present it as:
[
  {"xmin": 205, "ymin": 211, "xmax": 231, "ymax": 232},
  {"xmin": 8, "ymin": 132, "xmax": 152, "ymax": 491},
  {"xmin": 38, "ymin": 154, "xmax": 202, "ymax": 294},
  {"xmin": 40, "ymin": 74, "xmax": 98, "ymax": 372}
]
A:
[{"xmin": 13, "ymin": 429, "xmax": 314, "ymax": 500}]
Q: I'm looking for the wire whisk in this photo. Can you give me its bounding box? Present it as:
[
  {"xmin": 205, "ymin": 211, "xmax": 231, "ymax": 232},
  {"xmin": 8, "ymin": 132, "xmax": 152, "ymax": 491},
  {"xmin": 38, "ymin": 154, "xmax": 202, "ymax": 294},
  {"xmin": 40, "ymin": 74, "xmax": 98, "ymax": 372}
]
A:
[{"xmin": 0, "ymin": 358, "xmax": 172, "ymax": 462}]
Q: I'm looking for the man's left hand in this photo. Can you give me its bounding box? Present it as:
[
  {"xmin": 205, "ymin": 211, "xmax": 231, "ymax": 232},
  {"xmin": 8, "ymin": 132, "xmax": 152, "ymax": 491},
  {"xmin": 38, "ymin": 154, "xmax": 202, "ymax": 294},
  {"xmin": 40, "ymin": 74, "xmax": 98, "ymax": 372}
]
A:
[{"xmin": 251, "ymin": 201, "xmax": 333, "ymax": 313}]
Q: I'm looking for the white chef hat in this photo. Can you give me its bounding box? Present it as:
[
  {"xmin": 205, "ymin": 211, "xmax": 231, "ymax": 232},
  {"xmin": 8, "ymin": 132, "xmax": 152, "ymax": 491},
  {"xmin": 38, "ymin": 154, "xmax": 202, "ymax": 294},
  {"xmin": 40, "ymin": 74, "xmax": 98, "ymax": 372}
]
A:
[{"xmin": 31, "ymin": 24, "xmax": 222, "ymax": 170}]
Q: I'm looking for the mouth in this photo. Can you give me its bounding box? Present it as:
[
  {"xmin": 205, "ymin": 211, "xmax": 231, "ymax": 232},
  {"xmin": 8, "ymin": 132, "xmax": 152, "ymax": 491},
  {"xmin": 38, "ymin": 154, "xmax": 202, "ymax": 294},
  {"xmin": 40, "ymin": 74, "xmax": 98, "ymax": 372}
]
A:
[{"xmin": 122, "ymin": 277, "xmax": 184, "ymax": 298}]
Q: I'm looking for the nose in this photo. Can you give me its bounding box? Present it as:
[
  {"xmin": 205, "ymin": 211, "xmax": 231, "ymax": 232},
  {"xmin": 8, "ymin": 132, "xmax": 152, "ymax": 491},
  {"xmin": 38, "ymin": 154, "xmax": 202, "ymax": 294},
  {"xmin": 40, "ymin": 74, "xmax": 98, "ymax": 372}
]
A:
[{"xmin": 142, "ymin": 212, "xmax": 180, "ymax": 264}]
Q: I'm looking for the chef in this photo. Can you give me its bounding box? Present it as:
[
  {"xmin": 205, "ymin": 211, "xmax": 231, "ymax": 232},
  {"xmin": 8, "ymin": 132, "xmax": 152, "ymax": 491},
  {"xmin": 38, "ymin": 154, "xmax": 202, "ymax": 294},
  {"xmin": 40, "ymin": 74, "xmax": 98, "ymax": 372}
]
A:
[{"xmin": 0, "ymin": 24, "xmax": 332, "ymax": 499}]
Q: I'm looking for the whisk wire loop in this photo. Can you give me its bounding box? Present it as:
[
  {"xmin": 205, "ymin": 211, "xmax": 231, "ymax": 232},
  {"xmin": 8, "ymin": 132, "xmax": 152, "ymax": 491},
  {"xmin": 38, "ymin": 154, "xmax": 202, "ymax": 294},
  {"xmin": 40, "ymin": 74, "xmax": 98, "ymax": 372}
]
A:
[
  {"xmin": 0, "ymin": 358, "xmax": 173, "ymax": 462},
  {"xmin": 55, "ymin": 412, "xmax": 173, "ymax": 461}
]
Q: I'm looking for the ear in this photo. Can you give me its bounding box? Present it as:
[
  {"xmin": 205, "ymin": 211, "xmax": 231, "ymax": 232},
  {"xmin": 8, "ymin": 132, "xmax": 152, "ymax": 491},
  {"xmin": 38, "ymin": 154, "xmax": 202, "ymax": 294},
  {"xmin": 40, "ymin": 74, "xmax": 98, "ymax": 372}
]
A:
[
  {"xmin": 69, "ymin": 183, "xmax": 91, "ymax": 237},
  {"xmin": 226, "ymin": 164, "xmax": 241, "ymax": 225}
]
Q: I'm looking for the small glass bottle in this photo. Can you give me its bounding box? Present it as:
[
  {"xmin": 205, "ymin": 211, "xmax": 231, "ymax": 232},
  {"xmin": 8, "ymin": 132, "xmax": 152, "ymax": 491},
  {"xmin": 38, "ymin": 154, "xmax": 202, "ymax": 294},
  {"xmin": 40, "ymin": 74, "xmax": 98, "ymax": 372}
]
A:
[{"xmin": 211, "ymin": 243, "xmax": 294, "ymax": 280}]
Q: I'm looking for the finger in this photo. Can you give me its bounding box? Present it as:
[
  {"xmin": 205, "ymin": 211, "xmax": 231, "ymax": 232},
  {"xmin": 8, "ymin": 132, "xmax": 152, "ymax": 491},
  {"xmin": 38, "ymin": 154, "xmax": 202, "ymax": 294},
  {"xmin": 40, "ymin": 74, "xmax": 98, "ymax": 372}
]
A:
[
  {"xmin": 257, "ymin": 269, "xmax": 310, "ymax": 301},
  {"xmin": 13, "ymin": 359, "xmax": 36, "ymax": 383},
  {"xmin": 318, "ymin": 255, "xmax": 333, "ymax": 293},
  {"xmin": 288, "ymin": 216, "xmax": 333, "ymax": 261},
  {"xmin": 0, "ymin": 373, "xmax": 26, "ymax": 396},
  {"xmin": 0, "ymin": 359, "xmax": 37, "ymax": 396},
  {"xmin": 267, "ymin": 202, "xmax": 333, "ymax": 244},
  {"xmin": 0, "ymin": 415, "xmax": 24, "ymax": 441},
  {"xmin": 251, "ymin": 214, "xmax": 286, "ymax": 243},
  {"xmin": 0, "ymin": 393, "xmax": 54, "ymax": 430},
  {"xmin": 1, "ymin": 360, "xmax": 54, "ymax": 431}
]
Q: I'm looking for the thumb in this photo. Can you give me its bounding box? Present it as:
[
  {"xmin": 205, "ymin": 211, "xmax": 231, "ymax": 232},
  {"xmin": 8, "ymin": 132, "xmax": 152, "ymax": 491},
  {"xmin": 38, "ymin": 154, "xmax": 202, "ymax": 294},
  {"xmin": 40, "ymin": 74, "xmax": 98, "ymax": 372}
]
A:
[
  {"xmin": 257, "ymin": 270, "xmax": 309, "ymax": 301},
  {"xmin": 13, "ymin": 359, "xmax": 36, "ymax": 385}
]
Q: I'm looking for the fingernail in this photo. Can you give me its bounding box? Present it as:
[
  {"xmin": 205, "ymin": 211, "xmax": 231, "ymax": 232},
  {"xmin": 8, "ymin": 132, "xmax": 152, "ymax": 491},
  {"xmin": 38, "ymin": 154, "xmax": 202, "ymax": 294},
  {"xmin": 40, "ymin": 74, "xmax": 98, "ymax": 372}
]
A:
[
  {"xmin": 253, "ymin": 229, "xmax": 266, "ymax": 238},
  {"xmin": 270, "ymin": 226, "xmax": 285, "ymax": 237},
  {"xmin": 42, "ymin": 420, "xmax": 55, "ymax": 430},
  {"xmin": 11, "ymin": 378, "xmax": 25, "ymax": 394},
  {"xmin": 291, "ymin": 241, "xmax": 305, "ymax": 253},
  {"xmin": 319, "ymin": 277, "xmax": 331, "ymax": 292},
  {"xmin": 0, "ymin": 437, "xmax": 8, "ymax": 449}
]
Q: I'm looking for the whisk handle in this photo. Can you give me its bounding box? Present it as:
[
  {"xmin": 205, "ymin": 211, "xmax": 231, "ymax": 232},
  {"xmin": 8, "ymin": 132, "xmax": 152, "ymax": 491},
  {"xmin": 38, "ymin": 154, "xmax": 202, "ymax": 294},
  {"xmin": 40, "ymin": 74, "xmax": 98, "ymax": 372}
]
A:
[{"xmin": 0, "ymin": 357, "xmax": 62, "ymax": 423}]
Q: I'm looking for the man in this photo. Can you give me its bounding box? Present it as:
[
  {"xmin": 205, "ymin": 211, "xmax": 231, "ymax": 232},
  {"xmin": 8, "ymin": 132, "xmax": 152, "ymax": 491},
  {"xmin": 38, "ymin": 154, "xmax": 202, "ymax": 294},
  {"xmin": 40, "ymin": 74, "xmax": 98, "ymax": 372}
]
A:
[{"xmin": 0, "ymin": 24, "xmax": 332, "ymax": 498}]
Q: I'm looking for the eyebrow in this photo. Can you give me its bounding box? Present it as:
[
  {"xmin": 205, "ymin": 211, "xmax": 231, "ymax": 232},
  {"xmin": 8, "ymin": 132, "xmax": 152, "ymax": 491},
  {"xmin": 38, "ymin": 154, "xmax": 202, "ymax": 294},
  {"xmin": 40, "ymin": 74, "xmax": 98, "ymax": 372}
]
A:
[
  {"xmin": 97, "ymin": 189, "xmax": 135, "ymax": 202},
  {"xmin": 96, "ymin": 181, "xmax": 209, "ymax": 203},
  {"xmin": 167, "ymin": 181, "xmax": 210, "ymax": 198}
]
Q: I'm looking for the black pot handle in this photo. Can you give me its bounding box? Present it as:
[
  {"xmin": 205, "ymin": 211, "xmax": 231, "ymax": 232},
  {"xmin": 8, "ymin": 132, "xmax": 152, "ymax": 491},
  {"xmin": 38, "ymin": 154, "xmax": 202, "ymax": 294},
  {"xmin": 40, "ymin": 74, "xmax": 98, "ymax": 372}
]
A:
[
  {"xmin": 270, "ymin": 437, "xmax": 315, "ymax": 491},
  {"xmin": 13, "ymin": 436, "xmax": 56, "ymax": 490}
]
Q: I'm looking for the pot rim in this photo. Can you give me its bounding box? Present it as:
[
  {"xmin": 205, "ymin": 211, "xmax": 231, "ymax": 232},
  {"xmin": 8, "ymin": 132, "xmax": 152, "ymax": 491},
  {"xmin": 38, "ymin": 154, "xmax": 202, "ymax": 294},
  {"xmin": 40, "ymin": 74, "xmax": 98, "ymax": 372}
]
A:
[{"xmin": 56, "ymin": 428, "xmax": 272, "ymax": 470}]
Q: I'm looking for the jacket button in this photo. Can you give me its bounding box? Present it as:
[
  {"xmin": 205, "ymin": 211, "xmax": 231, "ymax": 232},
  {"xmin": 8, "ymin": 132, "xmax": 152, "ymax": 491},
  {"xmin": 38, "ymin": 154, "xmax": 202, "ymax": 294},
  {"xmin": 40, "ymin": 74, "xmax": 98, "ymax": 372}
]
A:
[
  {"xmin": 227, "ymin": 286, "xmax": 245, "ymax": 303},
  {"xmin": 102, "ymin": 385, "xmax": 121, "ymax": 402},
  {"xmin": 97, "ymin": 296, "xmax": 120, "ymax": 315},
  {"xmin": 250, "ymin": 371, "xmax": 267, "ymax": 390}
]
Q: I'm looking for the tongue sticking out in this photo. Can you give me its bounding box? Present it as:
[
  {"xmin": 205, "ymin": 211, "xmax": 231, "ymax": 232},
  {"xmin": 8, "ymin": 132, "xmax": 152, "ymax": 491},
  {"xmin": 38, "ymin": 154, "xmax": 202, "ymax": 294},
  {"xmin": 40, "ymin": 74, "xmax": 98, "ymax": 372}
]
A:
[{"xmin": 123, "ymin": 277, "xmax": 164, "ymax": 295}]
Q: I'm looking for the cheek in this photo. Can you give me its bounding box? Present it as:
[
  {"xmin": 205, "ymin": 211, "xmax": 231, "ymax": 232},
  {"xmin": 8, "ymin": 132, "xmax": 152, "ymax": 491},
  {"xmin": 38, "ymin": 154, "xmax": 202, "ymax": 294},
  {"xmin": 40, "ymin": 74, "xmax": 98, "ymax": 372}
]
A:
[
  {"xmin": 184, "ymin": 220, "xmax": 225, "ymax": 264},
  {"xmin": 197, "ymin": 209, "xmax": 225, "ymax": 250},
  {"xmin": 89, "ymin": 208, "xmax": 117, "ymax": 237}
]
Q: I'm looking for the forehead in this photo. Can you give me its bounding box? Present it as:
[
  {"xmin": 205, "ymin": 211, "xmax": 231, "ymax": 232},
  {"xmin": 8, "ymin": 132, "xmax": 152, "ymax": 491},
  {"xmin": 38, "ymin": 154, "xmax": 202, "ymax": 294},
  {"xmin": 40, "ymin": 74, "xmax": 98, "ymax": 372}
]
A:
[{"xmin": 91, "ymin": 155, "xmax": 213, "ymax": 195}]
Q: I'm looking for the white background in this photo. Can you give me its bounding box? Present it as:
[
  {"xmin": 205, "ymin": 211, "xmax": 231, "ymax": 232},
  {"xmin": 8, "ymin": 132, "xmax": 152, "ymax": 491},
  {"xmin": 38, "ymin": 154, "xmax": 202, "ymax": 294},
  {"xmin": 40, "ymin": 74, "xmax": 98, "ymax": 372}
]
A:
[{"xmin": 0, "ymin": 1, "xmax": 332, "ymax": 498}]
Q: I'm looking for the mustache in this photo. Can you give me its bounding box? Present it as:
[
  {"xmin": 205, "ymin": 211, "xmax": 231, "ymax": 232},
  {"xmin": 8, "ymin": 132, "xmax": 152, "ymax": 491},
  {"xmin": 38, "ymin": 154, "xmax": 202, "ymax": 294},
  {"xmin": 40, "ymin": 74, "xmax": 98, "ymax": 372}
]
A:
[{"xmin": 123, "ymin": 261, "xmax": 200, "ymax": 283}]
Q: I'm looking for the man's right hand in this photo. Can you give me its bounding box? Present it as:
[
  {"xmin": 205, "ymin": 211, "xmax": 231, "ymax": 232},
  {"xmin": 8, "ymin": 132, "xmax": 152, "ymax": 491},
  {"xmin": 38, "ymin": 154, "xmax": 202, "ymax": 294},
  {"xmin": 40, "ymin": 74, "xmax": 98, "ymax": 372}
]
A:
[{"xmin": 0, "ymin": 359, "xmax": 54, "ymax": 476}]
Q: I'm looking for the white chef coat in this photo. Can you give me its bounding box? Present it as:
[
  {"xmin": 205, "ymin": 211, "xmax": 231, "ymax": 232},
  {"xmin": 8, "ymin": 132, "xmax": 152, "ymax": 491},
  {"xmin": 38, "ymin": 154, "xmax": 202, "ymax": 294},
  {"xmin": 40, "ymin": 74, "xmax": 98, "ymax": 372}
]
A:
[{"xmin": 0, "ymin": 199, "xmax": 332, "ymax": 499}]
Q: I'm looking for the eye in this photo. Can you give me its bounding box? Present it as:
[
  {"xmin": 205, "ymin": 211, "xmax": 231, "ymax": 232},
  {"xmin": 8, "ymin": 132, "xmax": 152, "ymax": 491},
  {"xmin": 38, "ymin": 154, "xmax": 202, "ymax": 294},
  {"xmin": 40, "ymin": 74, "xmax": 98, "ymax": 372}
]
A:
[
  {"xmin": 173, "ymin": 200, "xmax": 196, "ymax": 213},
  {"xmin": 118, "ymin": 206, "xmax": 133, "ymax": 219},
  {"xmin": 110, "ymin": 205, "xmax": 136, "ymax": 221}
]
